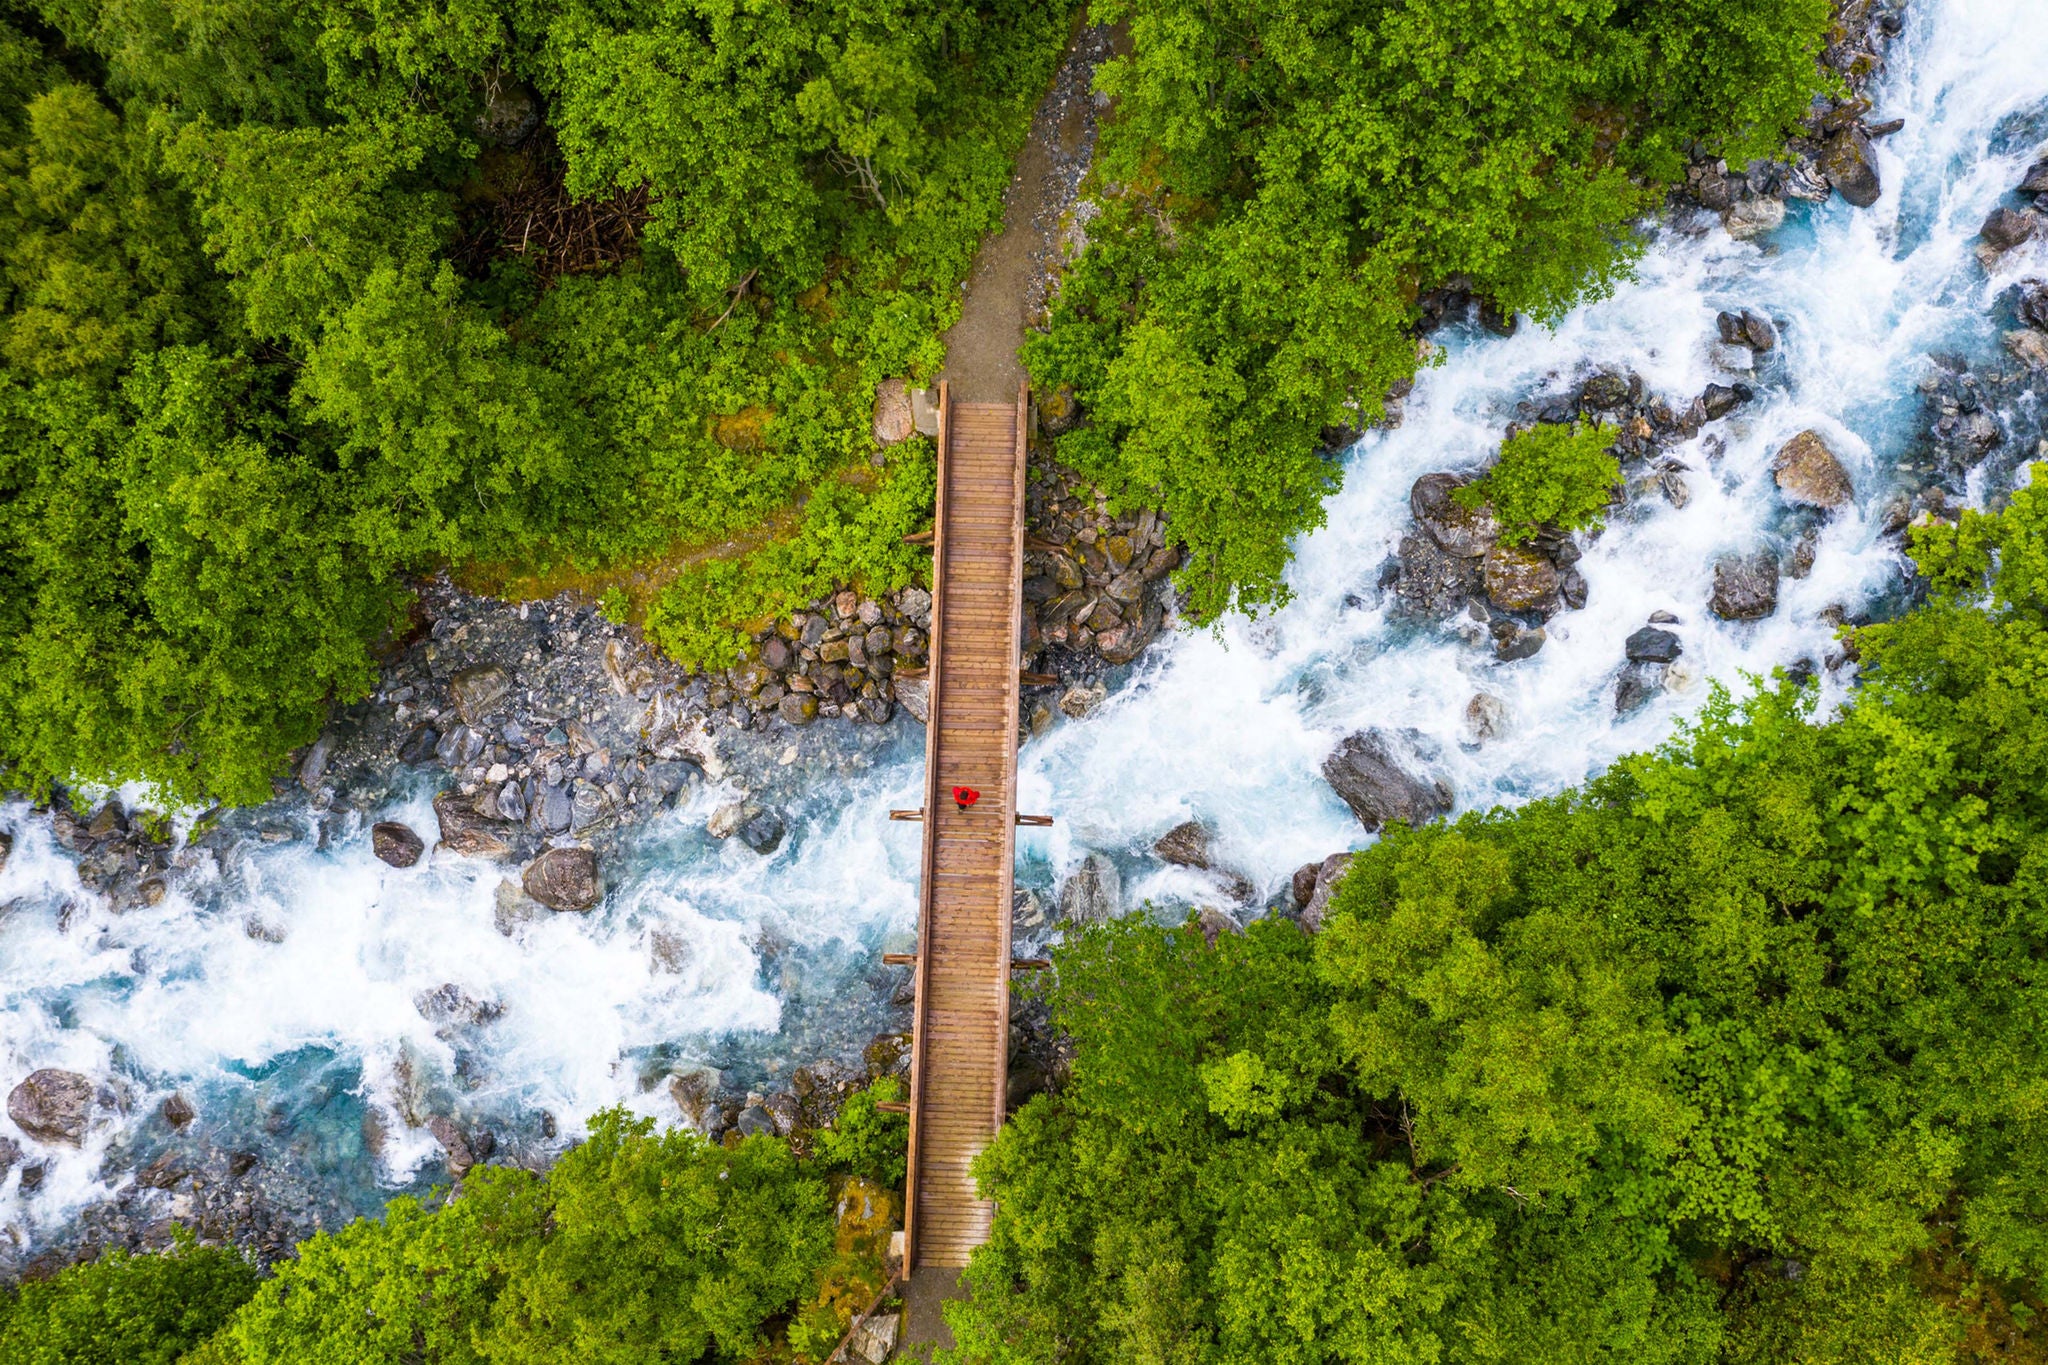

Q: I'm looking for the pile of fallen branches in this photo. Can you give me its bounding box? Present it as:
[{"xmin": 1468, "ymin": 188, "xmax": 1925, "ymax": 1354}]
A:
[{"xmin": 452, "ymin": 132, "xmax": 650, "ymax": 285}]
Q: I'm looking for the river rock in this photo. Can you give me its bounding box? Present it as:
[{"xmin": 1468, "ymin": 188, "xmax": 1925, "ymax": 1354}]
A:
[
  {"xmin": 1321, "ymin": 730, "xmax": 1453, "ymax": 832},
  {"xmin": 1717, "ymin": 308, "xmax": 1776, "ymax": 351},
  {"xmin": 1410, "ymin": 474, "xmax": 1497, "ymax": 556},
  {"xmin": 737, "ymin": 808, "xmax": 786, "ymax": 855},
  {"xmin": 1724, "ymin": 197, "xmax": 1786, "ymax": 239},
  {"xmin": 2022, "ymin": 157, "xmax": 2048, "ymax": 198},
  {"xmin": 160, "ymin": 1093, "xmax": 195, "ymax": 1129},
  {"xmin": 895, "ymin": 672, "xmax": 931, "ymax": 724},
  {"xmin": 873, "ymin": 378, "xmax": 914, "ymax": 445},
  {"xmin": 1394, "ymin": 533, "xmax": 1484, "ymax": 618},
  {"xmin": 1059, "ymin": 682, "xmax": 1106, "ymax": 718},
  {"xmin": 435, "ymin": 724, "xmax": 485, "ymax": 768},
  {"xmin": 1980, "ymin": 206, "xmax": 2040, "ymax": 253},
  {"xmin": 397, "ymin": 724, "xmax": 441, "ymax": 765},
  {"xmin": 668, "ymin": 1066, "xmax": 723, "ymax": 1131},
  {"xmin": 1699, "ymin": 382, "xmax": 1752, "ymax": 420},
  {"xmin": 2004, "ymin": 329, "xmax": 2048, "ymax": 371},
  {"xmin": 1820, "ymin": 127, "xmax": 1882, "ymax": 207},
  {"xmin": 371, "ymin": 821, "xmax": 425, "ymax": 868},
  {"xmin": 428, "ymin": 1115, "xmax": 476, "ymax": 1176},
  {"xmin": 531, "ymin": 783, "xmax": 572, "ymax": 834},
  {"xmin": 1153, "ymin": 820, "xmax": 1212, "ymax": 869},
  {"xmin": 1058, "ymin": 853, "xmax": 1122, "ymax": 924},
  {"xmin": 414, "ymin": 983, "xmax": 503, "ymax": 1027},
  {"xmin": 522, "ymin": 846, "xmax": 600, "ymax": 911},
  {"xmin": 1463, "ymin": 693, "xmax": 1509, "ymax": 745},
  {"xmin": 1711, "ymin": 553, "xmax": 1781, "ymax": 621},
  {"xmin": 8, "ymin": 1069, "xmax": 94, "ymax": 1146},
  {"xmin": 1616, "ymin": 663, "xmax": 1665, "ymax": 715},
  {"xmin": 297, "ymin": 736, "xmax": 332, "ymax": 790},
  {"xmin": 1483, "ymin": 543, "xmax": 1561, "ymax": 614},
  {"xmin": 433, "ymin": 789, "xmax": 514, "ymax": 859},
  {"xmin": 1772, "ymin": 430, "xmax": 1854, "ymax": 510},
  {"xmin": 1625, "ymin": 626, "xmax": 1683, "ymax": 664},
  {"xmin": 1297, "ymin": 853, "xmax": 1354, "ymax": 932},
  {"xmin": 450, "ymin": 665, "xmax": 512, "ymax": 725},
  {"xmin": 778, "ymin": 693, "xmax": 818, "ymax": 727}
]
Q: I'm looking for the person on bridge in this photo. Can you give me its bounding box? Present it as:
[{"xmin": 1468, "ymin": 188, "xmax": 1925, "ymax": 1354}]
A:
[{"xmin": 952, "ymin": 785, "xmax": 980, "ymax": 812}]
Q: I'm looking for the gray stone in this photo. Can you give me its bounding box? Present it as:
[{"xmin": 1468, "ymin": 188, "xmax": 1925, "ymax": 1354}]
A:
[
  {"xmin": 522, "ymin": 846, "xmax": 601, "ymax": 911},
  {"xmin": 414, "ymin": 983, "xmax": 503, "ymax": 1027},
  {"xmin": 433, "ymin": 789, "xmax": 514, "ymax": 859},
  {"xmin": 1700, "ymin": 382, "xmax": 1752, "ymax": 420},
  {"xmin": 1820, "ymin": 127, "xmax": 1882, "ymax": 206},
  {"xmin": 2004, "ymin": 329, "xmax": 2048, "ymax": 371},
  {"xmin": 1616, "ymin": 663, "xmax": 1665, "ymax": 714},
  {"xmin": 2021, "ymin": 157, "xmax": 2048, "ymax": 198},
  {"xmin": 428, "ymin": 1115, "xmax": 475, "ymax": 1176},
  {"xmin": 873, "ymin": 378, "xmax": 914, "ymax": 445},
  {"xmin": 894, "ymin": 672, "xmax": 930, "ymax": 724},
  {"xmin": 398, "ymin": 725, "xmax": 441, "ymax": 765},
  {"xmin": 1625, "ymin": 626, "xmax": 1683, "ymax": 664},
  {"xmin": 8, "ymin": 1069, "xmax": 94, "ymax": 1146},
  {"xmin": 450, "ymin": 665, "xmax": 512, "ymax": 725},
  {"xmin": 532, "ymin": 783, "xmax": 573, "ymax": 834},
  {"xmin": 1492, "ymin": 622, "xmax": 1546, "ymax": 661},
  {"xmin": 1299, "ymin": 853, "xmax": 1354, "ymax": 932},
  {"xmin": 371, "ymin": 821, "xmax": 425, "ymax": 868},
  {"xmin": 435, "ymin": 724, "xmax": 485, "ymax": 768},
  {"xmin": 735, "ymin": 1105, "xmax": 776, "ymax": 1139},
  {"xmin": 1981, "ymin": 206, "xmax": 2040, "ymax": 251},
  {"xmin": 760, "ymin": 636, "xmax": 793, "ymax": 670},
  {"xmin": 777, "ymin": 693, "xmax": 818, "ymax": 727},
  {"xmin": 160, "ymin": 1093, "xmax": 195, "ymax": 1129},
  {"xmin": 737, "ymin": 808, "xmax": 786, "ymax": 855},
  {"xmin": 1711, "ymin": 553, "xmax": 1781, "ymax": 621},
  {"xmin": 1321, "ymin": 730, "xmax": 1453, "ymax": 832},
  {"xmin": 1058, "ymin": 853, "xmax": 1122, "ymax": 924},
  {"xmin": 297, "ymin": 736, "xmax": 332, "ymax": 790},
  {"xmin": 1724, "ymin": 197, "xmax": 1786, "ymax": 239},
  {"xmin": 1463, "ymin": 693, "xmax": 1508, "ymax": 745},
  {"xmin": 1773, "ymin": 430, "xmax": 1854, "ymax": 510},
  {"xmin": 1153, "ymin": 820, "xmax": 1212, "ymax": 869},
  {"xmin": 1484, "ymin": 542, "xmax": 1561, "ymax": 614},
  {"xmin": 1410, "ymin": 473, "xmax": 1498, "ymax": 557},
  {"xmin": 1393, "ymin": 533, "xmax": 1483, "ymax": 619},
  {"xmin": 1579, "ymin": 372, "xmax": 1630, "ymax": 410}
]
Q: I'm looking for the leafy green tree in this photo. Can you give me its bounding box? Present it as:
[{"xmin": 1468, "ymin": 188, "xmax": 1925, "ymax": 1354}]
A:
[
  {"xmin": 0, "ymin": 1233, "xmax": 258, "ymax": 1365},
  {"xmin": 1029, "ymin": 0, "xmax": 1833, "ymax": 619},
  {"xmin": 814, "ymin": 1075, "xmax": 910, "ymax": 1187},
  {"xmin": 1454, "ymin": 422, "xmax": 1621, "ymax": 545}
]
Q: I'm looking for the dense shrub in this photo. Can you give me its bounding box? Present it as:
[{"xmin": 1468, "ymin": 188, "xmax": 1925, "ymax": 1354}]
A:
[
  {"xmin": 941, "ymin": 472, "xmax": 2048, "ymax": 1362},
  {"xmin": 0, "ymin": 1234, "xmax": 257, "ymax": 1365},
  {"xmin": 1457, "ymin": 422, "xmax": 1621, "ymax": 544}
]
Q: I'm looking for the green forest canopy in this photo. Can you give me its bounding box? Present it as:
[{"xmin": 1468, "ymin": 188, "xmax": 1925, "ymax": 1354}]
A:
[
  {"xmin": 0, "ymin": 0, "xmax": 1845, "ymax": 807},
  {"xmin": 1026, "ymin": 0, "xmax": 1835, "ymax": 621},
  {"xmin": 0, "ymin": 0, "xmax": 1066, "ymax": 805},
  {"xmin": 939, "ymin": 475, "xmax": 2048, "ymax": 1363}
]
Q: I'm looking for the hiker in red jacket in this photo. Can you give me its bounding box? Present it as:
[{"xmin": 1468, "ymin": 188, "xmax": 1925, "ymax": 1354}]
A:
[{"xmin": 952, "ymin": 785, "xmax": 980, "ymax": 812}]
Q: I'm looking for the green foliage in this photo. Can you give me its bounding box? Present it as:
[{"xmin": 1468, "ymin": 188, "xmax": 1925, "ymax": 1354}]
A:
[
  {"xmin": 0, "ymin": 0, "xmax": 1067, "ymax": 805},
  {"xmin": 1455, "ymin": 422, "xmax": 1621, "ymax": 545},
  {"xmin": 1027, "ymin": 0, "xmax": 1832, "ymax": 619},
  {"xmin": 0, "ymin": 1232, "xmax": 257, "ymax": 1365},
  {"xmin": 815, "ymin": 1076, "xmax": 910, "ymax": 1187},
  {"xmin": 223, "ymin": 1108, "xmax": 834, "ymax": 1365},
  {"xmin": 942, "ymin": 472, "xmax": 2048, "ymax": 1361}
]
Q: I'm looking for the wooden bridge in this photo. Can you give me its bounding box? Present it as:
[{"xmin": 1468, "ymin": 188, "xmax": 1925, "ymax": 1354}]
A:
[{"xmin": 897, "ymin": 380, "xmax": 1032, "ymax": 1271}]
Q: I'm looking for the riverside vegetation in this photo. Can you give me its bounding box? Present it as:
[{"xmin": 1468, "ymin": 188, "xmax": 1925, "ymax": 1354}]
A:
[
  {"xmin": 939, "ymin": 479, "xmax": 2048, "ymax": 1363},
  {"xmin": 0, "ymin": 0, "xmax": 1066, "ymax": 805}
]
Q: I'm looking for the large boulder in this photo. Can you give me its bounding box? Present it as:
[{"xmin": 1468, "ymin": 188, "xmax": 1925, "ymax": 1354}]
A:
[
  {"xmin": 1321, "ymin": 730, "xmax": 1453, "ymax": 832},
  {"xmin": 872, "ymin": 379, "xmax": 914, "ymax": 446},
  {"xmin": 737, "ymin": 808, "xmax": 787, "ymax": 855},
  {"xmin": 894, "ymin": 672, "xmax": 930, "ymax": 724},
  {"xmin": 433, "ymin": 790, "xmax": 515, "ymax": 859},
  {"xmin": 372, "ymin": 821, "xmax": 426, "ymax": 868},
  {"xmin": 1058, "ymin": 853, "xmax": 1122, "ymax": 924},
  {"xmin": 1153, "ymin": 820, "xmax": 1213, "ymax": 869},
  {"xmin": 1724, "ymin": 197, "xmax": 1786, "ymax": 239},
  {"xmin": 1711, "ymin": 553, "xmax": 1781, "ymax": 621},
  {"xmin": 1981, "ymin": 206, "xmax": 2040, "ymax": 252},
  {"xmin": 1820, "ymin": 127, "xmax": 1882, "ymax": 207},
  {"xmin": 2021, "ymin": 157, "xmax": 2048, "ymax": 198},
  {"xmin": 521, "ymin": 846, "xmax": 601, "ymax": 911},
  {"xmin": 1296, "ymin": 853, "xmax": 1355, "ymax": 932},
  {"xmin": 1409, "ymin": 474, "xmax": 1497, "ymax": 557},
  {"xmin": 8, "ymin": 1069, "xmax": 94, "ymax": 1146},
  {"xmin": 1772, "ymin": 430, "xmax": 1855, "ymax": 510},
  {"xmin": 2006, "ymin": 329, "xmax": 2048, "ymax": 371},
  {"xmin": 449, "ymin": 666, "xmax": 511, "ymax": 726},
  {"xmin": 1483, "ymin": 543, "xmax": 1562, "ymax": 614},
  {"xmin": 1624, "ymin": 626, "xmax": 1683, "ymax": 664}
]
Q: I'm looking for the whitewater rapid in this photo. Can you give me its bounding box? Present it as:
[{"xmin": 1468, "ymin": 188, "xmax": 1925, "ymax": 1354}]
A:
[{"xmin": 2, "ymin": 0, "xmax": 2044, "ymax": 1259}]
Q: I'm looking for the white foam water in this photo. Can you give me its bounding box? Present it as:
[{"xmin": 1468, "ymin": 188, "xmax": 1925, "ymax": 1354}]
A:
[{"xmin": 1, "ymin": 0, "xmax": 2044, "ymax": 1260}]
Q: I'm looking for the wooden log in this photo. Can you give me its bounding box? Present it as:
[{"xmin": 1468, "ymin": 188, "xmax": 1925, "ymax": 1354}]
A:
[
  {"xmin": 1015, "ymin": 814, "xmax": 1054, "ymax": 827},
  {"xmin": 882, "ymin": 953, "xmax": 917, "ymax": 965},
  {"xmin": 889, "ymin": 809, "xmax": 925, "ymax": 821}
]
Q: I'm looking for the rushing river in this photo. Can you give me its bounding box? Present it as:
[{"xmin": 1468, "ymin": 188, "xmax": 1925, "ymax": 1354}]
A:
[{"xmin": 2, "ymin": 0, "xmax": 2045, "ymax": 1264}]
